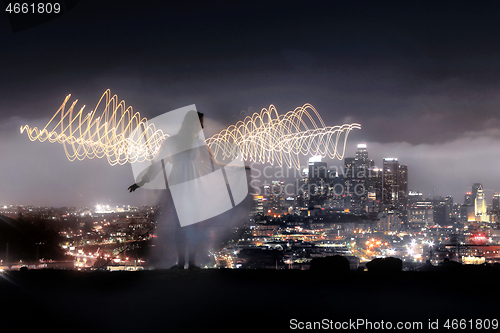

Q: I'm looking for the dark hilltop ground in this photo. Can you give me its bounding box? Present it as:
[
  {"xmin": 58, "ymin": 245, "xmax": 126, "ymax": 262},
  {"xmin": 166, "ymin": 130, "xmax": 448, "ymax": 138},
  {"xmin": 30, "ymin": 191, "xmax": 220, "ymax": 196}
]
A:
[{"xmin": 1, "ymin": 266, "xmax": 499, "ymax": 332}]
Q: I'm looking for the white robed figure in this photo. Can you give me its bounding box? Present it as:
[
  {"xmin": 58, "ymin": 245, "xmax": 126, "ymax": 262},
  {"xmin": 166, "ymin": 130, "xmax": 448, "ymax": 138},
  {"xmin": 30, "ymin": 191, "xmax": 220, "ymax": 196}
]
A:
[{"xmin": 128, "ymin": 107, "xmax": 248, "ymax": 269}]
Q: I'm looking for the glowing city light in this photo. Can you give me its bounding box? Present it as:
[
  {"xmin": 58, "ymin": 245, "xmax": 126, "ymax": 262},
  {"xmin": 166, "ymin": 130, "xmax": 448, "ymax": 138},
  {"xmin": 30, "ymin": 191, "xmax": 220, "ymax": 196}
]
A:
[
  {"xmin": 20, "ymin": 91, "xmax": 361, "ymax": 168},
  {"xmin": 471, "ymin": 231, "xmax": 488, "ymax": 245}
]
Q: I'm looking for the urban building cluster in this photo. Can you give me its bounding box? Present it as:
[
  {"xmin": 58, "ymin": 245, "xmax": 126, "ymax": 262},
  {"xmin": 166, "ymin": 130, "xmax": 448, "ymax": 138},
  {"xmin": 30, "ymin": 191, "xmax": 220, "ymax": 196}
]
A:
[
  {"xmin": 1, "ymin": 143, "xmax": 499, "ymax": 271},
  {"xmin": 214, "ymin": 144, "xmax": 500, "ymax": 269},
  {"xmin": 0, "ymin": 204, "xmax": 156, "ymax": 271}
]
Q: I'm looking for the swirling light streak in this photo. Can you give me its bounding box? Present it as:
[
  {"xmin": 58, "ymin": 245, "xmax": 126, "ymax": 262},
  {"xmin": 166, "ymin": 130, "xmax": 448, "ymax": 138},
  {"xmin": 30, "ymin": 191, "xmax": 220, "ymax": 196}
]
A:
[
  {"xmin": 20, "ymin": 92, "xmax": 361, "ymax": 169},
  {"xmin": 20, "ymin": 90, "xmax": 166, "ymax": 166},
  {"xmin": 207, "ymin": 104, "xmax": 361, "ymax": 169}
]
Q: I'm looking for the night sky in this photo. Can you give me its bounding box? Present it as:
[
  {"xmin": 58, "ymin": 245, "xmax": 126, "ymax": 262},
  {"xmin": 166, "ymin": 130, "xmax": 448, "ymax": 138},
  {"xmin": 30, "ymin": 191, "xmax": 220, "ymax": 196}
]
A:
[{"xmin": 2, "ymin": 0, "xmax": 500, "ymax": 207}]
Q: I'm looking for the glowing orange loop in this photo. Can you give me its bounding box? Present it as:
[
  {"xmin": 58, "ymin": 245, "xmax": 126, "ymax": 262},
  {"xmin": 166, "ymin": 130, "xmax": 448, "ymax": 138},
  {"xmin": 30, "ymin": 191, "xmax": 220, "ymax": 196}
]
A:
[
  {"xmin": 207, "ymin": 104, "xmax": 361, "ymax": 169},
  {"xmin": 21, "ymin": 91, "xmax": 361, "ymax": 168}
]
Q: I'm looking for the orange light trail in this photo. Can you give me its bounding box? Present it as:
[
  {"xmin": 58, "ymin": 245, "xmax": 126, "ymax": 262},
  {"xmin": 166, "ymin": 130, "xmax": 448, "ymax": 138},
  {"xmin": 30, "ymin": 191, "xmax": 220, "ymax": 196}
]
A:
[
  {"xmin": 207, "ymin": 104, "xmax": 361, "ymax": 169},
  {"xmin": 20, "ymin": 91, "xmax": 361, "ymax": 168},
  {"xmin": 20, "ymin": 90, "xmax": 166, "ymax": 166}
]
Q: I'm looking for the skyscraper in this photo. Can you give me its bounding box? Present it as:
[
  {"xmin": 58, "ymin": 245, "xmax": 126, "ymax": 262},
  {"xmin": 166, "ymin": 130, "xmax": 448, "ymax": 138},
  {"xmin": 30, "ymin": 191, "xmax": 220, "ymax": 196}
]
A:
[
  {"xmin": 344, "ymin": 157, "xmax": 355, "ymax": 179},
  {"xmin": 472, "ymin": 183, "xmax": 482, "ymax": 204},
  {"xmin": 408, "ymin": 193, "xmax": 434, "ymax": 228},
  {"xmin": 433, "ymin": 196, "xmax": 453, "ymax": 226},
  {"xmin": 464, "ymin": 192, "xmax": 473, "ymax": 206},
  {"xmin": 461, "ymin": 191, "xmax": 474, "ymax": 222},
  {"xmin": 344, "ymin": 143, "xmax": 375, "ymax": 214},
  {"xmin": 475, "ymin": 184, "xmax": 488, "ymax": 222},
  {"xmin": 366, "ymin": 167, "xmax": 382, "ymax": 213},
  {"xmin": 352, "ymin": 143, "xmax": 373, "ymax": 213},
  {"xmin": 398, "ymin": 164, "xmax": 408, "ymax": 210},
  {"xmin": 355, "ymin": 143, "xmax": 369, "ymax": 165},
  {"xmin": 309, "ymin": 155, "xmax": 327, "ymax": 179},
  {"xmin": 382, "ymin": 157, "xmax": 409, "ymax": 226},
  {"xmin": 382, "ymin": 158, "xmax": 399, "ymax": 207},
  {"xmin": 308, "ymin": 156, "xmax": 327, "ymax": 207},
  {"xmin": 493, "ymin": 193, "xmax": 500, "ymax": 212}
]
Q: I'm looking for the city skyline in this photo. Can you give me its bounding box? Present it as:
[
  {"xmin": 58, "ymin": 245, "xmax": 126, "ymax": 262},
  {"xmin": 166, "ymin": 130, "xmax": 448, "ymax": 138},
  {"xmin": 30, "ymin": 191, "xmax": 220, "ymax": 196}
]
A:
[
  {"xmin": 1, "ymin": 138, "xmax": 498, "ymax": 208},
  {"xmin": 249, "ymin": 142, "xmax": 500, "ymax": 206},
  {"xmin": 250, "ymin": 143, "xmax": 500, "ymax": 221},
  {"xmin": 2, "ymin": 1, "xmax": 500, "ymax": 207}
]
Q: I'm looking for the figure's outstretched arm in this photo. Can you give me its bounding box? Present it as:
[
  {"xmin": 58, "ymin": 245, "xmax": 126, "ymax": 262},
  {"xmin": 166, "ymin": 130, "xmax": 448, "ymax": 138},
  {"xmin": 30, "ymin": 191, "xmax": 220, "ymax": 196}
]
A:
[{"xmin": 128, "ymin": 159, "xmax": 164, "ymax": 192}]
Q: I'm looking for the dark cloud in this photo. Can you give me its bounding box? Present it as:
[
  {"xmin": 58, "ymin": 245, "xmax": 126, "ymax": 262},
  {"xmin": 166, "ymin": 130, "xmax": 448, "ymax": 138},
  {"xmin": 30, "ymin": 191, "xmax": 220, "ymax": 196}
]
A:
[{"xmin": 2, "ymin": 0, "xmax": 500, "ymax": 206}]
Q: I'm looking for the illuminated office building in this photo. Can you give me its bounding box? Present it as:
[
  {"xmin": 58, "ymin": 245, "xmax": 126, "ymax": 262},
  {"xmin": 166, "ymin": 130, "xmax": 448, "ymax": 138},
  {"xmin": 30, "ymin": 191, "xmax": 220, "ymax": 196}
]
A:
[
  {"xmin": 308, "ymin": 156, "xmax": 327, "ymax": 208},
  {"xmin": 475, "ymin": 184, "xmax": 488, "ymax": 222},
  {"xmin": 398, "ymin": 164, "xmax": 408, "ymax": 210},
  {"xmin": 493, "ymin": 193, "xmax": 500, "ymax": 212},
  {"xmin": 308, "ymin": 155, "xmax": 327, "ymax": 179},
  {"xmin": 471, "ymin": 183, "xmax": 482, "ymax": 204},
  {"xmin": 366, "ymin": 167, "xmax": 382, "ymax": 213},
  {"xmin": 344, "ymin": 143, "xmax": 375, "ymax": 214},
  {"xmin": 464, "ymin": 192, "xmax": 473, "ymax": 206},
  {"xmin": 382, "ymin": 158, "xmax": 409, "ymax": 228},
  {"xmin": 382, "ymin": 158, "xmax": 400, "ymax": 207},
  {"xmin": 433, "ymin": 196, "xmax": 453, "ymax": 226}
]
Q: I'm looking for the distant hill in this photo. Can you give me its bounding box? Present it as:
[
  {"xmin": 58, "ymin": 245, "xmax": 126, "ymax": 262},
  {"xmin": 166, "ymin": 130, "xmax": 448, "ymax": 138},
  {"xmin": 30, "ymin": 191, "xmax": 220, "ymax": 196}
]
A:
[{"xmin": 0, "ymin": 214, "xmax": 67, "ymax": 263}]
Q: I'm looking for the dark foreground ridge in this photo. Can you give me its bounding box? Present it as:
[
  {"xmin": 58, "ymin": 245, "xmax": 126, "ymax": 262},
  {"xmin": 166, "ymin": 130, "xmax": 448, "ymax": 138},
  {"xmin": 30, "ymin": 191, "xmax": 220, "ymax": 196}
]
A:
[{"xmin": 1, "ymin": 268, "xmax": 498, "ymax": 332}]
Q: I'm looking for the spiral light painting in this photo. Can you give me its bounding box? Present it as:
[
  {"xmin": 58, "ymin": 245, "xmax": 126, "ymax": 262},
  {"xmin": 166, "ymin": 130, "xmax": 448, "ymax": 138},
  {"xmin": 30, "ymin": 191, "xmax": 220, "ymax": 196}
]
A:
[{"xmin": 20, "ymin": 91, "xmax": 360, "ymax": 169}]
